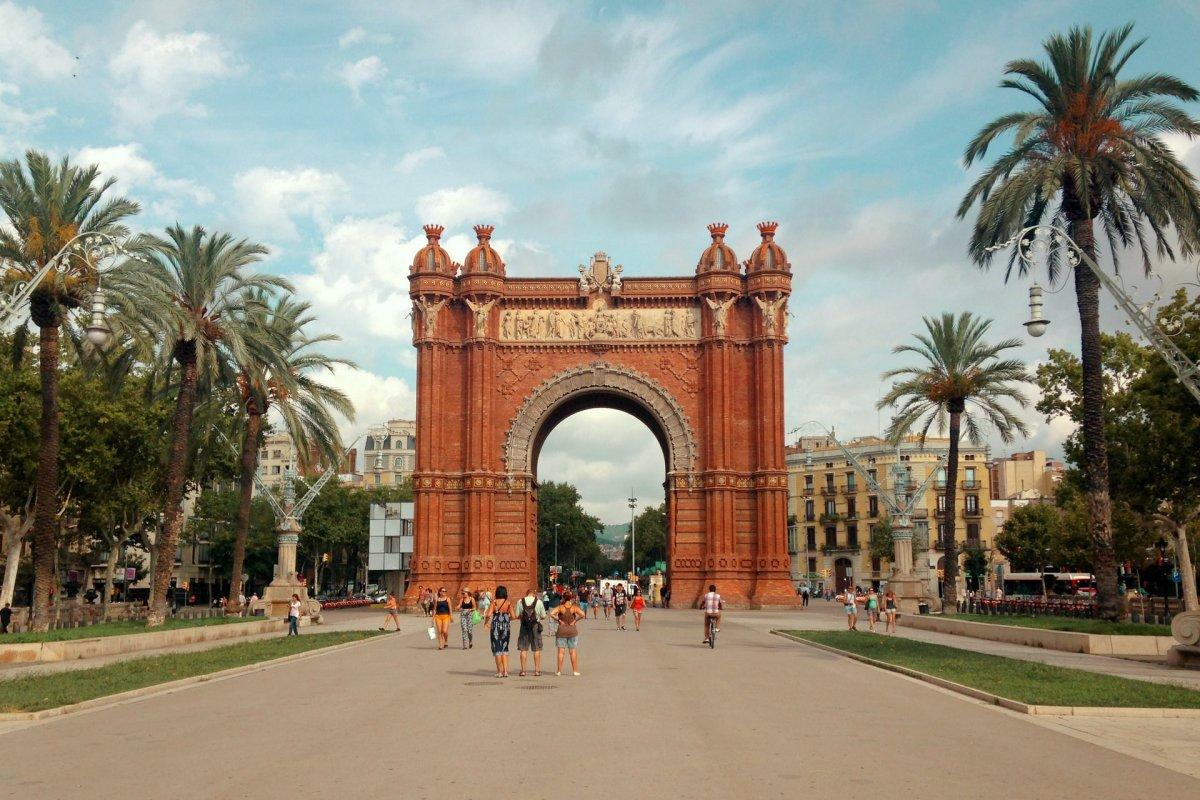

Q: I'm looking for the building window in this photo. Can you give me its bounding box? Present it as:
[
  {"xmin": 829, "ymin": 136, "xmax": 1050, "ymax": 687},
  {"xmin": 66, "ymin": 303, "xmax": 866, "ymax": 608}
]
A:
[
  {"xmin": 804, "ymin": 475, "xmax": 813, "ymax": 490},
  {"xmin": 825, "ymin": 462, "xmax": 834, "ymax": 469},
  {"xmin": 824, "ymin": 473, "xmax": 834, "ymax": 490},
  {"xmin": 846, "ymin": 472, "xmax": 856, "ymax": 491},
  {"xmin": 805, "ymin": 500, "xmax": 815, "ymax": 522},
  {"xmin": 788, "ymin": 525, "xmax": 797, "ymax": 552},
  {"xmin": 847, "ymin": 524, "xmax": 858, "ymax": 548},
  {"xmin": 272, "ymin": 465, "xmax": 281, "ymax": 474},
  {"xmin": 374, "ymin": 473, "xmax": 381, "ymax": 485},
  {"xmin": 965, "ymin": 494, "xmax": 979, "ymax": 513},
  {"xmin": 937, "ymin": 522, "xmax": 946, "ymax": 543},
  {"xmin": 871, "ymin": 556, "xmax": 881, "ymax": 572},
  {"xmin": 937, "ymin": 494, "xmax": 947, "ymax": 512},
  {"xmin": 967, "ymin": 522, "xmax": 980, "ymax": 542},
  {"xmin": 868, "ymin": 496, "xmax": 879, "ymax": 517},
  {"xmin": 965, "ymin": 454, "xmax": 975, "ymax": 461},
  {"xmin": 807, "ymin": 557, "xmax": 817, "ymax": 574},
  {"xmin": 868, "ymin": 468, "xmax": 877, "ymax": 483},
  {"xmin": 936, "ymin": 467, "xmax": 946, "ymax": 488},
  {"xmin": 806, "ymin": 527, "xmax": 816, "ymax": 550},
  {"xmin": 824, "ymin": 499, "xmax": 836, "ymax": 517},
  {"xmin": 846, "ymin": 497, "xmax": 856, "ymax": 518},
  {"xmin": 824, "ymin": 526, "xmax": 836, "ymax": 548}
]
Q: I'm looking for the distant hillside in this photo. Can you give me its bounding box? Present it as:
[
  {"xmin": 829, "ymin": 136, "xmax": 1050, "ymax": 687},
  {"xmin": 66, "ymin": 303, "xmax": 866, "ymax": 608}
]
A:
[{"xmin": 597, "ymin": 523, "xmax": 631, "ymax": 545}]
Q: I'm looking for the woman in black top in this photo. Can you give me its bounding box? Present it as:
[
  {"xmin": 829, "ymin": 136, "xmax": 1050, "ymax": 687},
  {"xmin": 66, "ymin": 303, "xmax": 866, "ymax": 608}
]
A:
[
  {"xmin": 456, "ymin": 589, "xmax": 476, "ymax": 649},
  {"xmin": 432, "ymin": 587, "xmax": 453, "ymax": 649}
]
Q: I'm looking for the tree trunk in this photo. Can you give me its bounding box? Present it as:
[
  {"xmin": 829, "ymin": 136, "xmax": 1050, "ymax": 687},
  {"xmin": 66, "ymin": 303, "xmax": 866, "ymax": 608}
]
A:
[
  {"xmin": 102, "ymin": 543, "xmax": 120, "ymax": 621},
  {"xmin": 0, "ymin": 520, "xmax": 27, "ymax": 608},
  {"xmin": 1177, "ymin": 522, "xmax": 1198, "ymax": 613},
  {"xmin": 148, "ymin": 341, "xmax": 199, "ymax": 626},
  {"xmin": 1067, "ymin": 212, "xmax": 1120, "ymax": 620},
  {"xmin": 941, "ymin": 405, "xmax": 962, "ymax": 610},
  {"xmin": 30, "ymin": 311, "xmax": 62, "ymax": 632},
  {"xmin": 228, "ymin": 408, "xmax": 262, "ymax": 614}
]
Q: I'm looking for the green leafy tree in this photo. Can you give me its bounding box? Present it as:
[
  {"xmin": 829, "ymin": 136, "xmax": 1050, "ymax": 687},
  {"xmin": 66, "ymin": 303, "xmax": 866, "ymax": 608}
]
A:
[
  {"xmin": 878, "ymin": 312, "xmax": 1030, "ymax": 609},
  {"xmin": 192, "ymin": 488, "xmax": 277, "ymax": 594},
  {"xmin": 958, "ymin": 24, "xmax": 1200, "ymax": 619},
  {"xmin": 0, "ymin": 151, "xmax": 140, "ymax": 630},
  {"xmin": 536, "ymin": 482, "xmax": 603, "ymax": 583},
  {"xmin": 995, "ymin": 503, "xmax": 1060, "ymax": 571},
  {"xmin": 868, "ymin": 517, "xmax": 894, "ymax": 564},
  {"xmin": 624, "ymin": 503, "xmax": 667, "ymax": 571},
  {"xmin": 300, "ymin": 481, "xmax": 411, "ymax": 592}
]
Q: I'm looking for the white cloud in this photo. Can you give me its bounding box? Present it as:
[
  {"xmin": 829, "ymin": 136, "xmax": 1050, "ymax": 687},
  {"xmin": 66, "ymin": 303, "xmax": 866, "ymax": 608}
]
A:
[
  {"xmin": 232, "ymin": 167, "xmax": 348, "ymax": 240},
  {"xmin": 415, "ymin": 185, "xmax": 510, "ymax": 229},
  {"xmin": 338, "ymin": 55, "xmax": 387, "ymax": 100},
  {"xmin": 396, "ymin": 146, "xmax": 445, "ymax": 174},
  {"xmin": 0, "ymin": 2, "xmax": 73, "ymax": 82},
  {"xmin": 538, "ymin": 408, "xmax": 666, "ymax": 524},
  {"xmin": 0, "ymin": 81, "xmax": 54, "ymax": 129},
  {"xmin": 338, "ymin": 27, "xmax": 392, "ymax": 48},
  {"xmin": 76, "ymin": 142, "xmax": 213, "ymax": 204},
  {"xmin": 394, "ymin": 1, "xmax": 558, "ymax": 80},
  {"xmin": 109, "ymin": 21, "xmax": 240, "ymax": 126},
  {"xmin": 320, "ymin": 363, "xmax": 416, "ymax": 450}
]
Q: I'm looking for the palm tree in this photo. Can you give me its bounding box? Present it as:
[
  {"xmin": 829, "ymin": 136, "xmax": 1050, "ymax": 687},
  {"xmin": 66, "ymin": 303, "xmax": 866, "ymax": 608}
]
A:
[
  {"xmin": 957, "ymin": 24, "xmax": 1200, "ymax": 619},
  {"xmin": 227, "ymin": 292, "xmax": 354, "ymax": 612},
  {"xmin": 877, "ymin": 312, "xmax": 1030, "ymax": 610},
  {"xmin": 0, "ymin": 151, "xmax": 139, "ymax": 631},
  {"xmin": 135, "ymin": 224, "xmax": 291, "ymax": 625}
]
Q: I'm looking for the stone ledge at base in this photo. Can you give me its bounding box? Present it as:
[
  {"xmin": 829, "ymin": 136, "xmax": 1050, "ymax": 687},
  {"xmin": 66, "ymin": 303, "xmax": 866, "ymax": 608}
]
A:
[
  {"xmin": 0, "ymin": 617, "xmax": 313, "ymax": 665},
  {"xmin": 900, "ymin": 615, "xmax": 1177, "ymax": 657},
  {"xmin": 1166, "ymin": 645, "xmax": 1200, "ymax": 669}
]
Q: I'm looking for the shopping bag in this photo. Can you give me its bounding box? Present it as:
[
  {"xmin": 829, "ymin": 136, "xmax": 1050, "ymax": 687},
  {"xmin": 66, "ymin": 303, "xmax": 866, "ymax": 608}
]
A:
[
  {"xmin": 427, "ymin": 626, "xmax": 436, "ymax": 640},
  {"xmin": 471, "ymin": 610, "xmax": 482, "ymax": 626}
]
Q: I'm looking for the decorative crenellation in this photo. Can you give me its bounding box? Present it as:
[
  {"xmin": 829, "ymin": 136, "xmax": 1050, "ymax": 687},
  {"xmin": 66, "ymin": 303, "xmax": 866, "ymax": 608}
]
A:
[{"xmin": 500, "ymin": 306, "xmax": 699, "ymax": 342}]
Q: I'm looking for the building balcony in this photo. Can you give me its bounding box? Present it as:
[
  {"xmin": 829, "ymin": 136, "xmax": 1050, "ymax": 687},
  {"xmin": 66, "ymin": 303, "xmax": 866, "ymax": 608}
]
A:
[
  {"xmin": 963, "ymin": 507, "xmax": 982, "ymax": 518},
  {"xmin": 803, "ymin": 485, "xmax": 814, "ymax": 495},
  {"xmin": 820, "ymin": 486, "xmax": 837, "ymax": 496},
  {"xmin": 804, "ymin": 514, "xmax": 816, "ymax": 522},
  {"xmin": 818, "ymin": 513, "xmax": 843, "ymax": 525},
  {"xmin": 962, "ymin": 480, "xmax": 981, "ymax": 490},
  {"xmin": 932, "ymin": 538, "xmax": 990, "ymax": 552},
  {"xmin": 845, "ymin": 511, "xmax": 858, "ymax": 520},
  {"xmin": 821, "ymin": 544, "xmax": 862, "ymax": 554}
]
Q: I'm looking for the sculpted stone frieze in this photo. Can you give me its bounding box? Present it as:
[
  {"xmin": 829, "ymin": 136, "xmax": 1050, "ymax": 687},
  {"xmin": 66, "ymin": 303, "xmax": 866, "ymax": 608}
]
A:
[{"xmin": 500, "ymin": 306, "xmax": 699, "ymax": 342}]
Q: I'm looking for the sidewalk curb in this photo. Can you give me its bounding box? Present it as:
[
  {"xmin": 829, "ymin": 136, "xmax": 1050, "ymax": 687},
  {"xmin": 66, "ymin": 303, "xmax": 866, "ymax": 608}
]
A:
[
  {"xmin": 0, "ymin": 632, "xmax": 390, "ymax": 724},
  {"xmin": 771, "ymin": 630, "xmax": 1200, "ymax": 719}
]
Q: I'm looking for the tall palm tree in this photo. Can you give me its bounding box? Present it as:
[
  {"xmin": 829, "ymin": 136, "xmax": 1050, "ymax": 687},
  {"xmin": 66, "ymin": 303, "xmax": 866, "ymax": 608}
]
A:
[
  {"xmin": 227, "ymin": 291, "xmax": 354, "ymax": 612},
  {"xmin": 0, "ymin": 151, "xmax": 139, "ymax": 631},
  {"xmin": 135, "ymin": 224, "xmax": 291, "ymax": 625},
  {"xmin": 877, "ymin": 312, "xmax": 1030, "ymax": 610},
  {"xmin": 957, "ymin": 24, "xmax": 1200, "ymax": 619}
]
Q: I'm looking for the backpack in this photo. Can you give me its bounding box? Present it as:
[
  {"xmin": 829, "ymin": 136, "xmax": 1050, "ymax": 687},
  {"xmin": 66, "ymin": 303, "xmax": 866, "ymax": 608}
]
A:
[{"xmin": 521, "ymin": 599, "xmax": 538, "ymax": 624}]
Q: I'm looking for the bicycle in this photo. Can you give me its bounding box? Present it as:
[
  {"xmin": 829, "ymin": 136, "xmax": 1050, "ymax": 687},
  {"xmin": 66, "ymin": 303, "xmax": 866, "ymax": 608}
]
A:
[{"xmin": 707, "ymin": 614, "xmax": 717, "ymax": 649}]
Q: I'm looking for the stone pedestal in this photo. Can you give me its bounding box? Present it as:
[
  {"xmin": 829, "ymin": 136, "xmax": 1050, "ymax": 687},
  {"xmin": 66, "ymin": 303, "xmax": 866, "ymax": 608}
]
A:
[
  {"xmin": 1167, "ymin": 610, "xmax": 1200, "ymax": 668},
  {"xmin": 261, "ymin": 521, "xmax": 318, "ymax": 621},
  {"xmin": 889, "ymin": 527, "xmax": 930, "ymax": 614}
]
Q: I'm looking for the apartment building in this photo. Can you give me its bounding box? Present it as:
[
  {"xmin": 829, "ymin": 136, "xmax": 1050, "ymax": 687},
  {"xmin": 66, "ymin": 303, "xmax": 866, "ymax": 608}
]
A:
[
  {"xmin": 362, "ymin": 419, "xmax": 417, "ymax": 487},
  {"xmin": 786, "ymin": 434, "xmax": 999, "ymax": 595}
]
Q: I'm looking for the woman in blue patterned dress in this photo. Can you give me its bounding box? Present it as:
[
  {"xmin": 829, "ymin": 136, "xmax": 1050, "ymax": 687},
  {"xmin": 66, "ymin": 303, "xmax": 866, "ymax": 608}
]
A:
[{"xmin": 484, "ymin": 585, "xmax": 512, "ymax": 678}]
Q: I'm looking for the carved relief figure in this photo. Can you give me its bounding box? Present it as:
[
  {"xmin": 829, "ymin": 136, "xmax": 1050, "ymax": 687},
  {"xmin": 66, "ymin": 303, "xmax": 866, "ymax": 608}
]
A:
[
  {"xmin": 415, "ymin": 297, "xmax": 448, "ymax": 339},
  {"xmin": 753, "ymin": 295, "xmax": 787, "ymax": 334},
  {"xmin": 464, "ymin": 298, "xmax": 497, "ymax": 338},
  {"xmin": 499, "ymin": 307, "xmax": 699, "ymax": 342},
  {"xmin": 704, "ymin": 296, "xmax": 735, "ymax": 337}
]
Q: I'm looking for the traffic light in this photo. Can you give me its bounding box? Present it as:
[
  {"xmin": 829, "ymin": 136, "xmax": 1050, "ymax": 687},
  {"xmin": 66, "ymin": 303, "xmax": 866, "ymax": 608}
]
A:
[{"xmin": 322, "ymin": 552, "xmax": 331, "ymax": 563}]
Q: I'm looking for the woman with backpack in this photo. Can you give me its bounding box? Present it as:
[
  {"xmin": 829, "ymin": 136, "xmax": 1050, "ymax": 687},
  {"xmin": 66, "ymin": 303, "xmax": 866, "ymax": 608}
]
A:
[
  {"xmin": 550, "ymin": 590, "xmax": 584, "ymax": 676},
  {"xmin": 514, "ymin": 587, "xmax": 546, "ymax": 677}
]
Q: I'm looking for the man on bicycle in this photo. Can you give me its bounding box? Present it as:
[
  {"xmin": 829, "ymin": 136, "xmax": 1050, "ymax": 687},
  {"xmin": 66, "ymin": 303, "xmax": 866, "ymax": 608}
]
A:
[{"xmin": 702, "ymin": 584, "xmax": 722, "ymax": 644}]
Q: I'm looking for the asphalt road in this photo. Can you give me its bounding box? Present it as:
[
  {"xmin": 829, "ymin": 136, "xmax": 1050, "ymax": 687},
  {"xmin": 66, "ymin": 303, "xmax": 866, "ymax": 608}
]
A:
[{"xmin": 0, "ymin": 607, "xmax": 1195, "ymax": 799}]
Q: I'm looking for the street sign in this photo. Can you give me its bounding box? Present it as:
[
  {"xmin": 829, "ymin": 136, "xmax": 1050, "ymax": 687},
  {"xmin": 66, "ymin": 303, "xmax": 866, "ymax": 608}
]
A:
[
  {"xmin": 125, "ymin": 567, "xmax": 137, "ymax": 581},
  {"xmin": 1173, "ymin": 571, "xmax": 1182, "ymax": 583}
]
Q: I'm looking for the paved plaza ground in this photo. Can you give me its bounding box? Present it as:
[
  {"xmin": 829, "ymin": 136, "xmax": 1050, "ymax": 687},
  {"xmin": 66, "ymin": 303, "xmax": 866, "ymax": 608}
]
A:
[{"xmin": 0, "ymin": 605, "xmax": 1196, "ymax": 798}]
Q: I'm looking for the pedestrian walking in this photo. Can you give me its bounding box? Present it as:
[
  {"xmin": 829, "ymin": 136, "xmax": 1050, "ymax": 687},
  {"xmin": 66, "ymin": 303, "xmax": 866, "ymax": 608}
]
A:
[
  {"xmin": 550, "ymin": 590, "xmax": 584, "ymax": 676},
  {"xmin": 839, "ymin": 589, "xmax": 858, "ymax": 631},
  {"xmin": 457, "ymin": 588, "xmax": 477, "ymax": 649},
  {"xmin": 866, "ymin": 588, "xmax": 879, "ymax": 632},
  {"xmin": 0, "ymin": 603, "xmax": 11, "ymax": 634},
  {"xmin": 800, "ymin": 584, "xmax": 810, "ymax": 607},
  {"xmin": 287, "ymin": 594, "xmax": 301, "ymax": 636},
  {"xmin": 630, "ymin": 585, "xmax": 646, "ymax": 631},
  {"xmin": 514, "ymin": 588, "xmax": 546, "ymax": 676},
  {"xmin": 379, "ymin": 592, "xmax": 402, "ymax": 632},
  {"xmin": 578, "ymin": 585, "xmax": 590, "ymax": 618},
  {"xmin": 484, "ymin": 586, "xmax": 512, "ymax": 678},
  {"xmin": 601, "ymin": 582, "xmax": 613, "ymax": 619},
  {"xmin": 237, "ymin": 592, "xmax": 246, "ymax": 616},
  {"xmin": 884, "ymin": 589, "xmax": 898, "ymax": 633},
  {"xmin": 612, "ymin": 582, "xmax": 628, "ymax": 630},
  {"xmin": 432, "ymin": 587, "xmax": 453, "ymax": 649},
  {"xmin": 661, "ymin": 583, "xmax": 670, "ymax": 608},
  {"xmin": 479, "ymin": 588, "xmax": 492, "ymax": 616}
]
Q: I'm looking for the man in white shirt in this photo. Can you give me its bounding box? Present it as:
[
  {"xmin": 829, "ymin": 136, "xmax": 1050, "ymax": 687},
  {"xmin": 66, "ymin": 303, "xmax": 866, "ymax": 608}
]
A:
[{"xmin": 702, "ymin": 585, "xmax": 722, "ymax": 644}]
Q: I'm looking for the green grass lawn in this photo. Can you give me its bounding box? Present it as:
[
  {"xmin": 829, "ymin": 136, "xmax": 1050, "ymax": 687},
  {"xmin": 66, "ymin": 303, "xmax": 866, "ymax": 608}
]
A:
[
  {"xmin": 0, "ymin": 631, "xmax": 379, "ymax": 713},
  {"xmin": 782, "ymin": 630, "xmax": 1200, "ymax": 709},
  {"xmin": 947, "ymin": 613, "xmax": 1172, "ymax": 637},
  {"xmin": 2, "ymin": 615, "xmax": 260, "ymax": 644}
]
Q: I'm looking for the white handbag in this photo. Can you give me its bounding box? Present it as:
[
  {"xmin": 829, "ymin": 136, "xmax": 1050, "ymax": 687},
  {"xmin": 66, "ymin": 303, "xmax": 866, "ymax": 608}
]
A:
[{"xmin": 427, "ymin": 626, "xmax": 437, "ymax": 640}]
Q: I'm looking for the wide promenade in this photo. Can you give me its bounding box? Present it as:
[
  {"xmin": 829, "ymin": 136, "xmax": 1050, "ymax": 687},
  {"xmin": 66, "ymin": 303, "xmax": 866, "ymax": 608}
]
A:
[{"xmin": 0, "ymin": 606, "xmax": 1195, "ymax": 798}]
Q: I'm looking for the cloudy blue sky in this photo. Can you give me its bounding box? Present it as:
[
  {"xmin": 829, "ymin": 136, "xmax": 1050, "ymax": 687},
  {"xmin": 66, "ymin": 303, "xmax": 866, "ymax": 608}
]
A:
[{"xmin": 3, "ymin": 1, "xmax": 1199, "ymax": 523}]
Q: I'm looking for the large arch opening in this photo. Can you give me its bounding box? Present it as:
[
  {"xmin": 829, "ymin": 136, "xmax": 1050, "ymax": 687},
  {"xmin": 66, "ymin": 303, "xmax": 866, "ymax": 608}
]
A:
[{"xmin": 535, "ymin": 404, "xmax": 667, "ymax": 587}]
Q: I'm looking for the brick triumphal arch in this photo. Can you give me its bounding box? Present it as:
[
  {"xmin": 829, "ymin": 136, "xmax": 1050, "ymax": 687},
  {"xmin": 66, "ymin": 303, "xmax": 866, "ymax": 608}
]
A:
[{"xmin": 405, "ymin": 222, "xmax": 797, "ymax": 608}]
